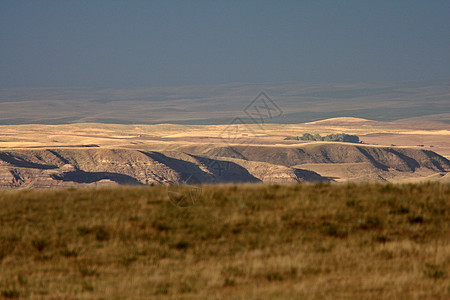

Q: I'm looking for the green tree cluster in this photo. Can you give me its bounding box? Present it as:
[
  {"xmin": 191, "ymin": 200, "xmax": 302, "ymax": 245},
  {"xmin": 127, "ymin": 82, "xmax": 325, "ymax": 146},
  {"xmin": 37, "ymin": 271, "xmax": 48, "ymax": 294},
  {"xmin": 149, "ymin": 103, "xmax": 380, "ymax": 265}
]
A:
[{"xmin": 285, "ymin": 133, "xmax": 359, "ymax": 143}]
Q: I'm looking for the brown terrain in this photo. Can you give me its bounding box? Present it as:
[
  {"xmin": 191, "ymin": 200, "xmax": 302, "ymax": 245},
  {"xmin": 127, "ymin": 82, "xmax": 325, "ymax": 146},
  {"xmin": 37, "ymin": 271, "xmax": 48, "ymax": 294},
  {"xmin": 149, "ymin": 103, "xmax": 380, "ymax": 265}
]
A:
[{"xmin": 0, "ymin": 117, "xmax": 449, "ymax": 188}]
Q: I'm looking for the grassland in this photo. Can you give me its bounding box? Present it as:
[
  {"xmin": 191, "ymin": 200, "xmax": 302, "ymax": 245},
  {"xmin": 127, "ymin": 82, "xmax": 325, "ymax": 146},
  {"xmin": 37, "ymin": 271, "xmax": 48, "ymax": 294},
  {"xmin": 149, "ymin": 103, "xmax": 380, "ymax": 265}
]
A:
[
  {"xmin": 1, "ymin": 118, "xmax": 449, "ymax": 159},
  {"xmin": 0, "ymin": 183, "xmax": 449, "ymax": 299}
]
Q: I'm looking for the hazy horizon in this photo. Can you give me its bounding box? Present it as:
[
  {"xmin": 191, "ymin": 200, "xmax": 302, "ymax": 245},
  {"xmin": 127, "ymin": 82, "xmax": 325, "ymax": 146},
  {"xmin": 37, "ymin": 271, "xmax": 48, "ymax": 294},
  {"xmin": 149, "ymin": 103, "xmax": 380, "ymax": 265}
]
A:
[{"xmin": 1, "ymin": 1, "xmax": 449, "ymax": 89}]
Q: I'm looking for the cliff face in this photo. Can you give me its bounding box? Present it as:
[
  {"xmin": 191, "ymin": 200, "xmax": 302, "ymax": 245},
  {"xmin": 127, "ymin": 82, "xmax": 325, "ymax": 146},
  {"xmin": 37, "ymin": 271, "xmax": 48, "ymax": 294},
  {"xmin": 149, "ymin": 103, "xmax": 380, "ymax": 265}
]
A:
[
  {"xmin": 203, "ymin": 144, "xmax": 450, "ymax": 172},
  {"xmin": 0, "ymin": 148, "xmax": 325, "ymax": 188},
  {"xmin": 1, "ymin": 143, "xmax": 449, "ymax": 189}
]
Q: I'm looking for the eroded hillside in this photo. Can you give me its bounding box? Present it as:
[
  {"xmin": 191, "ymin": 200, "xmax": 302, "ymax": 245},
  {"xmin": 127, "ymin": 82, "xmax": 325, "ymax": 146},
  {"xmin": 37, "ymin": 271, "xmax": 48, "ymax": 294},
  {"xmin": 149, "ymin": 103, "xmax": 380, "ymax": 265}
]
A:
[{"xmin": 1, "ymin": 143, "xmax": 449, "ymax": 188}]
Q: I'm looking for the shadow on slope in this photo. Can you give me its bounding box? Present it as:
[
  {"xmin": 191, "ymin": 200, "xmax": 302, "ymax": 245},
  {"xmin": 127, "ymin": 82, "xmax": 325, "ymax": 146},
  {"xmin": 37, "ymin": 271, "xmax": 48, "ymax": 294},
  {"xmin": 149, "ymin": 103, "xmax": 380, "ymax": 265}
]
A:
[
  {"xmin": 51, "ymin": 170, "xmax": 142, "ymax": 185},
  {"xmin": 190, "ymin": 154, "xmax": 260, "ymax": 183},
  {"xmin": 140, "ymin": 151, "xmax": 213, "ymax": 183},
  {"xmin": 141, "ymin": 151, "xmax": 260, "ymax": 183},
  {"xmin": 293, "ymin": 168, "xmax": 333, "ymax": 182},
  {"xmin": 0, "ymin": 152, "xmax": 58, "ymax": 170}
]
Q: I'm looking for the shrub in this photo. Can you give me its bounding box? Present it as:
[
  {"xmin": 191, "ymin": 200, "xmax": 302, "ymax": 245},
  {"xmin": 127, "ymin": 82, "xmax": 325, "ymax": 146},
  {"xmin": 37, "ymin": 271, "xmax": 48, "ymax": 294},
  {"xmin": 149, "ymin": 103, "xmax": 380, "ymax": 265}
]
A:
[
  {"xmin": 323, "ymin": 133, "xmax": 359, "ymax": 143},
  {"xmin": 77, "ymin": 226, "xmax": 95, "ymax": 236},
  {"xmin": 79, "ymin": 265, "xmax": 98, "ymax": 277},
  {"xmin": 321, "ymin": 223, "xmax": 347, "ymax": 238},
  {"xmin": 155, "ymin": 283, "xmax": 170, "ymax": 295},
  {"xmin": 95, "ymin": 227, "xmax": 110, "ymax": 241},
  {"xmin": 60, "ymin": 248, "xmax": 79, "ymax": 258},
  {"xmin": 173, "ymin": 241, "xmax": 190, "ymax": 250},
  {"xmin": 32, "ymin": 238, "xmax": 50, "ymax": 252},
  {"xmin": 1, "ymin": 289, "xmax": 20, "ymax": 298},
  {"xmin": 223, "ymin": 277, "xmax": 235, "ymax": 286},
  {"xmin": 408, "ymin": 215, "xmax": 424, "ymax": 224},
  {"xmin": 424, "ymin": 263, "xmax": 446, "ymax": 279},
  {"xmin": 360, "ymin": 215, "xmax": 383, "ymax": 230},
  {"xmin": 265, "ymin": 271, "xmax": 284, "ymax": 281},
  {"xmin": 82, "ymin": 280, "xmax": 94, "ymax": 292},
  {"xmin": 120, "ymin": 255, "xmax": 138, "ymax": 267},
  {"xmin": 373, "ymin": 235, "xmax": 390, "ymax": 243},
  {"xmin": 390, "ymin": 205, "xmax": 409, "ymax": 214},
  {"xmin": 300, "ymin": 133, "xmax": 315, "ymax": 141},
  {"xmin": 0, "ymin": 242, "xmax": 15, "ymax": 261}
]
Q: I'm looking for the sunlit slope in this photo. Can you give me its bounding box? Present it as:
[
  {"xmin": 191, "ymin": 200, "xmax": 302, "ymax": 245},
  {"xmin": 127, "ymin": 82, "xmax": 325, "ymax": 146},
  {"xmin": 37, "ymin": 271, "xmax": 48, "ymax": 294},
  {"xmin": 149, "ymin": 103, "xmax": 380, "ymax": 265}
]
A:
[{"xmin": 1, "ymin": 142, "xmax": 449, "ymax": 188}]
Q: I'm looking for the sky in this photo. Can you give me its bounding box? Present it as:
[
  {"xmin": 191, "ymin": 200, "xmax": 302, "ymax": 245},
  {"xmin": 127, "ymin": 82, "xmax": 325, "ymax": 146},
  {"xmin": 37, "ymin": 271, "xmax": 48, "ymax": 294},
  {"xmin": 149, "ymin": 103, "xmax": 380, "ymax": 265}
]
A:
[{"xmin": 1, "ymin": 0, "xmax": 449, "ymax": 88}]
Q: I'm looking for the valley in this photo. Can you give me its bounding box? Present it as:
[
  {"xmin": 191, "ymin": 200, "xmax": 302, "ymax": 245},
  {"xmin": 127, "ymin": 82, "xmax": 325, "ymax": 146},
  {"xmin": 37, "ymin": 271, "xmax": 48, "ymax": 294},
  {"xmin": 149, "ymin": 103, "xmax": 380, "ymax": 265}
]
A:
[{"xmin": 1, "ymin": 117, "xmax": 449, "ymax": 188}]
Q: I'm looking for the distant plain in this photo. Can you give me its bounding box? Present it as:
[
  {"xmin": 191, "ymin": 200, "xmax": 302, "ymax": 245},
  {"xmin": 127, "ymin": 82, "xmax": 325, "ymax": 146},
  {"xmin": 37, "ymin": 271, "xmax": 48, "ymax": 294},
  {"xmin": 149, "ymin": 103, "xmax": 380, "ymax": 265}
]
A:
[
  {"xmin": 1, "ymin": 80, "xmax": 449, "ymax": 125},
  {"xmin": 1, "ymin": 81, "xmax": 449, "ymax": 187}
]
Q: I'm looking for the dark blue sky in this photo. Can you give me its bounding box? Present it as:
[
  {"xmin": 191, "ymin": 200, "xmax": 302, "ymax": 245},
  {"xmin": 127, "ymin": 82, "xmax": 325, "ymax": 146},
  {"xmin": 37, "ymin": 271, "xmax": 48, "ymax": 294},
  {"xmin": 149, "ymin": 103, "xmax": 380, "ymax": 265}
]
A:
[{"xmin": 1, "ymin": 1, "xmax": 449, "ymax": 88}]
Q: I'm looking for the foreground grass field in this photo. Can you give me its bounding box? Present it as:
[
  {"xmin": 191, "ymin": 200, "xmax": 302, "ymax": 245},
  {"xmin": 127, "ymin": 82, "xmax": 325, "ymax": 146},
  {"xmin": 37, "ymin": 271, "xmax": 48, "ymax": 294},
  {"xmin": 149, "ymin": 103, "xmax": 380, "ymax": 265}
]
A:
[{"xmin": 0, "ymin": 183, "xmax": 449, "ymax": 299}]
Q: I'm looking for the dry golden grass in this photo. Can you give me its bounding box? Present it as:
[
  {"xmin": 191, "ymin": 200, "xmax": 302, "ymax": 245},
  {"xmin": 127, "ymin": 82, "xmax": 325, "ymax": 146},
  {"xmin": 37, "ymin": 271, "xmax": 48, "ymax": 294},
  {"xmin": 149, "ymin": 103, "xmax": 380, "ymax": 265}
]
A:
[
  {"xmin": 1, "ymin": 119, "xmax": 450, "ymax": 163},
  {"xmin": 1, "ymin": 120, "xmax": 449, "ymax": 149},
  {"xmin": 0, "ymin": 182, "xmax": 449, "ymax": 299}
]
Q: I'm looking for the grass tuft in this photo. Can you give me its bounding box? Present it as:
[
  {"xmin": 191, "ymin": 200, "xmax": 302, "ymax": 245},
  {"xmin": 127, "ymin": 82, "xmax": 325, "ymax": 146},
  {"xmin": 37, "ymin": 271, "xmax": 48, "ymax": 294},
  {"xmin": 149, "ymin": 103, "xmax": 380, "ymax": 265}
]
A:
[
  {"xmin": 408, "ymin": 215, "xmax": 424, "ymax": 224},
  {"xmin": 424, "ymin": 263, "xmax": 446, "ymax": 279},
  {"xmin": 31, "ymin": 238, "xmax": 50, "ymax": 252},
  {"xmin": 79, "ymin": 265, "xmax": 99, "ymax": 277},
  {"xmin": 1, "ymin": 289, "xmax": 20, "ymax": 298},
  {"xmin": 95, "ymin": 227, "xmax": 110, "ymax": 241},
  {"xmin": 173, "ymin": 240, "xmax": 190, "ymax": 250}
]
